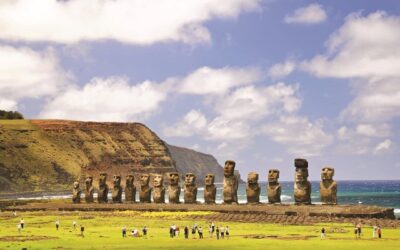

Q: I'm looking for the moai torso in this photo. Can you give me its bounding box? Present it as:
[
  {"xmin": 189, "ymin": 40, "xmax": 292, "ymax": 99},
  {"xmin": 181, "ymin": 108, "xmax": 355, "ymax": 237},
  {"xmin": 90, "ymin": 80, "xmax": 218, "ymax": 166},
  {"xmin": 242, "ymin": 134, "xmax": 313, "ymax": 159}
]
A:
[
  {"xmin": 267, "ymin": 169, "xmax": 281, "ymax": 204},
  {"xmin": 294, "ymin": 159, "xmax": 311, "ymax": 205},
  {"xmin": 204, "ymin": 174, "xmax": 216, "ymax": 204},
  {"xmin": 124, "ymin": 174, "xmax": 136, "ymax": 202},
  {"xmin": 223, "ymin": 160, "xmax": 238, "ymax": 204},
  {"xmin": 184, "ymin": 173, "xmax": 197, "ymax": 204},
  {"xmin": 168, "ymin": 172, "xmax": 181, "ymax": 204},
  {"xmin": 112, "ymin": 175, "xmax": 122, "ymax": 203},
  {"xmin": 139, "ymin": 174, "xmax": 152, "ymax": 203},
  {"xmin": 246, "ymin": 172, "xmax": 260, "ymax": 204},
  {"xmin": 152, "ymin": 174, "xmax": 165, "ymax": 203},
  {"xmin": 72, "ymin": 181, "xmax": 81, "ymax": 204},
  {"xmin": 97, "ymin": 172, "xmax": 109, "ymax": 203},
  {"xmin": 84, "ymin": 177, "xmax": 94, "ymax": 203},
  {"xmin": 320, "ymin": 167, "xmax": 337, "ymax": 204}
]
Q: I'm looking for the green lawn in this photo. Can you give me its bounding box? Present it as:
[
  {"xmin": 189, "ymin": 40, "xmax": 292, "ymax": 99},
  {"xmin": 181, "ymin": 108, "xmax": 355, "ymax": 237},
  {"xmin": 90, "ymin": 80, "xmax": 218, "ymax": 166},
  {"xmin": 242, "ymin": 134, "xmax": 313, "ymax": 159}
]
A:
[{"xmin": 0, "ymin": 211, "xmax": 398, "ymax": 250}]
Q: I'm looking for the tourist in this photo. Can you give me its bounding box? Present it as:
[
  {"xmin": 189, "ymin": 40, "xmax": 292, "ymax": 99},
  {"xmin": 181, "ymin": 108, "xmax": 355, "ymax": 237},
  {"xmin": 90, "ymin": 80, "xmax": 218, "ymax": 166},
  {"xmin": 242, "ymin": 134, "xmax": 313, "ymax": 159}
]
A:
[
  {"xmin": 216, "ymin": 227, "xmax": 220, "ymax": 240},
  {"xmin": 73, "ymin": 221, "xmax": 77, "ymax": 231},
  {"xmin": 176, "ymin": 225, "xmax": 180, "ymax": 237},
  {"xmin": 20, "ymin": 218, "xmax": 24, "ymax": 229},
  {"xmin": 80, "ymin": 225, "xmax": 85, "ymax": 237},
  {"xmin": 12, "ymin": 210, "xmax": 17, "ymax": 217},
  {"xmin": 226, "ymin": 226, "xmax": 230, "ymax": 239},
  {"xmin": 192, "ymin": 226, "xmax": 196, "ymax": 239},
  {"xmin": 209, "ymin": 224, "xmax": 213, "ymax": 238},
  {"xmin": 132, "ymin": 228, "xmax": 138, "ymax": 237},
  {"xmin": 184, "ymin": 226, "xmax": 189, "ymax": 239},
  {"xmin": 357, "ymin": 223, "xmax": 362, "ymax": 238},
  {"xmin": 169, "ymin": 225, "xmax": 174, "ymax": 238},
  {"xmin": 17, "ymin": 223, "xmax": 21, "ymax": 234},
  {"xmin": 55, "ymin": 219, "xmax": 60, "ymax": 231},
  {"xmin": 377, "ymin": 226, "xmax": 382, "ymax": 239},
  {"xmin": 320, "ymin": 227, "xmax": 326, "ymax": 239},
  {"xmin": 142, "ymin": 226, "xmax": 147, "ymax": 239},
  {"xmin": 172, "ymin": 224, "xmax": 177, "ymax": 237},
  {"xmin": 122, "ymin": 226, "xmax": 127, "ymax": 238},
  {"xmin": 372, "ymin": 226, "xmax": 377, "ymax": 238},
  {"xmin": 198, "ymin": 226, "xmax": 203, "ymax": 239},
  {"xmin": 354, "ymin": 226, "xmax": 358, "ymax": 239},
  {"xmin": 211, "ymin": 222, "xmax": 215, "ymax": 234},
  {"xmin": 220, "ymin": 226, "xmax": 225, "ymax": 239}
]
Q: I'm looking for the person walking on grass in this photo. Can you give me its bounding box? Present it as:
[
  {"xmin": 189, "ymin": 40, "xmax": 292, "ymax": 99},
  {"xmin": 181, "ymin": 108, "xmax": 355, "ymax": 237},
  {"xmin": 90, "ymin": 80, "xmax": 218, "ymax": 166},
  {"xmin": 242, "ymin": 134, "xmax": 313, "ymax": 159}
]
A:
[
  {"xmin": 17, "ymin": 223, "xmax": 21, "ymax": 234},
  {"xmin": 377, "ymin": 226, "xmax": 382, "ymax": 239},
  {"xmin": 56, "ymin": 219, "xmax": 60, "ymax": 231},
  {"xmin": 80, "ymin": 225, "xmax": 85, "ymax": 237},
  {"xmin": 20, "ymin": 218, "xmax": 24, "ymax": 229},
  {"xmin": 122, "ymin": 226, "xmax": 127, "ymax": 238},
  {"xmin": 198, "ymin": 226, "xmax": 203, "ymax": 239},
  {"xmin": 73, "ymin": 221, "xmax": 77, "ymax": 231},
  {"xmin": 142, "ymin": 226, "xmax": 147, "ymax": 239},
  {"xmin": 184, "ymin": 226, "xmax": 189, "ymax": 239},
  {"xmin": 169, "ymin": 225, "xmax": 174, "ymax": 238},
  {"xmin": 192, "ymin": 226, "xmax": 196, "ymax": 239},
  {"xmin": 220, "ymin": 226, "xmax": 225, "ymax": 239},
  {"xmin": 321, "ymin": 227, "xmax": 326, "ymax": 239},
  {"xmin": 176, "ymin": 225, "xmax": 180, "ymax": 237},
  {"xmin": 209, "ymin": 224, "xmax": 213, "ymax": 238},
  {"xmin": 226, "ymin": 226, "xmax": 230, "ymax": 239},
  {"xmin": 216, "ymin": 227, "xmax": 220, "ymax": 240}
]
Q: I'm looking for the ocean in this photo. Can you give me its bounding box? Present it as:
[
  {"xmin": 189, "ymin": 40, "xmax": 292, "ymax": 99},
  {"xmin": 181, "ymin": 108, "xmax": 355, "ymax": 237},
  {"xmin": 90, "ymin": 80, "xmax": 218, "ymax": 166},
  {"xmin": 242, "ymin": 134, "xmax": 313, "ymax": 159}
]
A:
[{"xmin": 15, "ymin": 180, "xmax": 400, "ymax": 217}]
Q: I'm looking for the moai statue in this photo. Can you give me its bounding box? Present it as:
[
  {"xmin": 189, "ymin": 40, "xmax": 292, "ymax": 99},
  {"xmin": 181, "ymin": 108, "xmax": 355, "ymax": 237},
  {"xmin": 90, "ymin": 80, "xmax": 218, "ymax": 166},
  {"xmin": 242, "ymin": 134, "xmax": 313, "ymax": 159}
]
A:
[
  {"xmin": 124, "ymin": 174, "xmax": 136, "ymax": 202},
  {"xmin": 246, "ymin": 172, "xmax": 260, "ymax": 204},
  {"xmin": 320, "ymin": 167, "xmax": 337, "ymax": 205},
  {"xmin": 139, "ymin": 173, "xmax": 152, "ymax": 203},
  {"xmin": 84, "ymin": 176, "xmax": 94, "ymax": 203},
  {"xmin": 152, "ymin": 174, "xmax": 165, "ymax": 203},
  {"xmin": 112, "ymin": 175, "xmax": 123, "ymax": 203},
  {"xmin": 204, "ymin": 174, "xmax": 216, "ymax": 204},
  {"xmin": 267, "ymin": 169, "xmax": 281, "ymax": 204},
  {"xmin": 184, "ymin": 173, "xmax": 197, "ymax": 204},
  {"xmin": 168, "ymin": 172, "xmax": 181, "ymax": 204},
  {"xmin": 294, "ymin": 159, "xmax": 312, "ymax": 205},
  {"xmin": 223, "ymin": 160, "xmax": 238, "ymax": 204},
  {"xmin": 97, "ymin": 172, "xmax": 109, "ymax": 203},
  {"xmin": 72, "ymin": 181, "xmax": 81, "ymax": 204}
]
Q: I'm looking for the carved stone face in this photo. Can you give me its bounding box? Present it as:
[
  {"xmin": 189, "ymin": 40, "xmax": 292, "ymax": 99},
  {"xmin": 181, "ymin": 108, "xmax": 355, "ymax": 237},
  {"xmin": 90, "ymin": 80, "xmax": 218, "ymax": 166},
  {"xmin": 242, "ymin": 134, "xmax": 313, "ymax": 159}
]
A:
[
  {"xmin": 205, "ymin": 174, "xmax": 215, "ymax": 186},
  {"xmin": 85, "ymin": 177, "xmax": 93, "ymax": 186},
  {"xmin": 268, "ymin": 169, "xmax": 280, "ymax": 183},
  {"xmin": 224, "ymin": 160, "xmax": 235, "ymax": 177},
  {"xmin": 153, "ymin": 174, "xmax": 163, "ymax": 187},
  {"xmin": 321, "ymin": 167, "xmax": 334, "ymax": 181},
  {"xmin": 169, "ymin": 172, "xmax": 180, "ymax": 185},
  {"xmin": 140, "ymin": 174, "xmax": 150, "ymax": 186},
  {"xmin": 99, "ymin": 173, "xmax": 107, "ymax": 185},
  {"xmin": 295, "ymin": 168, "xmax": 308, "ymax": 182},
  {"xmin": 185, "ymin": 173, "xmax": 196, "ymax": 185},
  {"xmin": 126, "ymin": 174, "xmax": 134, "ymax": 186},
  {"xmin": 247, "ymin": 172, "xmax": 259, "ymax": 184},
  {"xmin": 73, "ymin": 181, "xmax": 79, "ymax": 189},
  {"xmin": 113, "ymin": 175, "xmax": 121, "ymax": 186}
]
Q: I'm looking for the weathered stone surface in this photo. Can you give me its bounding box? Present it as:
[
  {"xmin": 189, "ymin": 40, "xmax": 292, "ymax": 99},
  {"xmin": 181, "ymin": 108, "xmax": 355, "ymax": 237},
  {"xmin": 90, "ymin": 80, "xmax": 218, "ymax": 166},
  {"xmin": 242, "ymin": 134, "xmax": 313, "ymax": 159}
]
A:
[
  {"xmin": 84, "ymin": 176, "xmax": 94, "ymax": 203},
  {"xmin": 223, "ymin": 160, "xmax": 238, "ymax": 204},
  {"xmin": 139, "ymin": 174, "xmax": 151, "ymax": 203},
  {"xmin": 320, "ymin": 167, "xmax": 337, "ymax": 205},
  {"xmin": 246, "ymin": 172, "xmax": 260, "ymax": 204},
  {"xmin": 204, "ymin": 174, "xmax": 216, "ymax": 204},
  {"xmin": 97, "ymin": 172, "xmax": 109, "ymax": 203},
  {"xmin": 293, "ymin": 159, "xmax": 311, "ymax": 205},
  {"xmin": 168, "ymin": 172, "xmax": 180, "ymax": 204},
  {"xmin": 124, "ymin": 174, "xmax": 136, "ymax": 202},
  {"xmin": 152, "ymin": 174, "xmax": 165, "ymax": 203},
  {"xmin": 112, "ymin": 175, "xmax": 122, "ymax": 203},
  {"xmin": 184, "ymin": 173, "xmax": 197, "ymax": 204},
  {"xmin": 72, "ymin": 181, "xmax": 81, "ymax": 204},
  {"xmin": 267, "ymin": 169, "xmax": 281, "ymax": 204}
]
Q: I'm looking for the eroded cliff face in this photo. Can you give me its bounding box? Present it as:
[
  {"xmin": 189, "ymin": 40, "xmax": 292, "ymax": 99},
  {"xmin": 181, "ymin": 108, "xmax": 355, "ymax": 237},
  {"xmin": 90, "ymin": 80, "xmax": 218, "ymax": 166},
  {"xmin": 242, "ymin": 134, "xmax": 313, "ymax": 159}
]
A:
[{"xmin": 0, "ymin": 120, "xmax": 176, "ymax": 192}]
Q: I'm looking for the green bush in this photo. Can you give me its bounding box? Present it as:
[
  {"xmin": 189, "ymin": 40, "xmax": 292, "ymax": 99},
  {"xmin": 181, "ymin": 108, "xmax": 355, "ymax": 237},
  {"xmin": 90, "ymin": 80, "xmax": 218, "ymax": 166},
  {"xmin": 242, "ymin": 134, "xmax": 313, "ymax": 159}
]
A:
[{"xmin": 0, "ymin": 109, "xmax": 24, "ymax": 119}]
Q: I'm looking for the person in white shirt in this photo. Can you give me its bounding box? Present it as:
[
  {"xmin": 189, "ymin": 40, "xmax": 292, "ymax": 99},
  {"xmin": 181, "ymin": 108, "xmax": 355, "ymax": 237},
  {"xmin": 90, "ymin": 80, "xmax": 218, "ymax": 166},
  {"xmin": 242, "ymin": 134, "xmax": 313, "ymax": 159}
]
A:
[
  {"xmin": 72, "ymin": 221, "xmax": 77, "ymax": 230},
  {"xmin": 17, "ymin": 224, "xmax": 21, "ymax": 234}
]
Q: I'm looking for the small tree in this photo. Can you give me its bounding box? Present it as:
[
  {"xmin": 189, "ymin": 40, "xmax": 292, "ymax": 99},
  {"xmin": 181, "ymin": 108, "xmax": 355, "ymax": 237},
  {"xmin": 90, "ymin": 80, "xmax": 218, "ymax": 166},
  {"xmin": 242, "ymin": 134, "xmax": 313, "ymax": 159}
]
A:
[{"xmin": 0, "ymin": 110, "xmax": 24, "ymax": 120}]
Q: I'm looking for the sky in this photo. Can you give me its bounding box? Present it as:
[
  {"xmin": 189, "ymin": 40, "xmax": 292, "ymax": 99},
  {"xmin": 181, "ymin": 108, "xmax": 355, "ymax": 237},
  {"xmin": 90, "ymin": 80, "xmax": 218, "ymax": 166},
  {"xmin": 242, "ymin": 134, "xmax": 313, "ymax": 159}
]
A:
[{"xmin": 1, "ymin": 0, "xmax": 400, "ymax": 181}]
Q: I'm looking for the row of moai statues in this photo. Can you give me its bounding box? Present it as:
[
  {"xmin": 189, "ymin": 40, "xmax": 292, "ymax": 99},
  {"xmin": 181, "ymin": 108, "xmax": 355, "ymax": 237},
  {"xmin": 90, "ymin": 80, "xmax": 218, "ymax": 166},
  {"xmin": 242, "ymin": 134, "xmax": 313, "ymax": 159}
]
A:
[{"xmin": 72, "ymin": 159, "xmax": 337, "ymax": 205}]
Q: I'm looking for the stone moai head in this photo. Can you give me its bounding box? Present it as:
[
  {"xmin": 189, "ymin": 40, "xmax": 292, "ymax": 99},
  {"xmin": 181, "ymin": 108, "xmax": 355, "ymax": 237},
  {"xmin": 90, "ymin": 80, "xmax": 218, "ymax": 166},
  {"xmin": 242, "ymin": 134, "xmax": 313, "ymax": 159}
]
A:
[
  {"xmin": 126, "ymin": 174, "xmax": 134, "ymax": 187},
  {"xmin": 99, "ymin": 172, "xmax": 108, "ymax": 185},
  {"xmin": 169, "ymin": 172, "xmax": 180, "ymax": 185},
  {"xmin": 85, "ymin": 176, "xmax": 93, "ymax": 187},
  {"xmin": 268, "ymin": 169, "xmax": 280, "ymax": 183},
  {"xmin": 73, "ymin": 181, "xmax": 80, "ymax": 189},
  {"xmin": 153, "ymin": 174, "xmax": 163, "ymax": 187},
  {"xmin": 321, "ymin": 167, "xmax": 335, "ymax": 181},
  {"xmin": 140, "ymin": 174, "xmax": 150, "ymax": 186},
  {"xmin": 224, "ymin": 160, "xmax": 236, "ymax": 177},
  {"xmin": 247, "ymin": 172, "xmax": 259, "ymax": 185},
  {"xmin": 113, "ymin": 175, "xmax": 121, "ymax": 187},
  {"xmin": 294, "ymin": 158, "xmax": 309, "ymax": 183},
  {"xmin": 205, "ymin": 174, "xmax": 215, "ymax": 186},
  {"xmin": 185, "ymin": 173, "xmax": 196, "ymax": 185}
]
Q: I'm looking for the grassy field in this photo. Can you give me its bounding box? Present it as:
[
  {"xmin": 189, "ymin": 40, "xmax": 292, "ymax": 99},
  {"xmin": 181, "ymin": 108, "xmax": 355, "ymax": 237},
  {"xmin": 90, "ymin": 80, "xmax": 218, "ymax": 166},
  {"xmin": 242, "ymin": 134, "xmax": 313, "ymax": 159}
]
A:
[{"xmin": 0, "ymin": 211, "xmax": 399, "ymax": 250}]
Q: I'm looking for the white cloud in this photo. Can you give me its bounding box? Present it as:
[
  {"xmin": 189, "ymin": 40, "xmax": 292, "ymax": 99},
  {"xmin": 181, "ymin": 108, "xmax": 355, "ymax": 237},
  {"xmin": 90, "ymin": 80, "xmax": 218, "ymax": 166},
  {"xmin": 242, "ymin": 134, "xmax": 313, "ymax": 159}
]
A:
[
  {"xmin": 207, "ymin": 117, "xmax": 251, "ymax": 140},
  {"xmin": 0, "ymin": 99, "xmax": 17, "ymax": 110},
  {"xmin": 179, "ymin": 66, "xmax": 262, "ymax": 95},
  {"xmin": 0, "ymin": 0, "xmax": 260, "ymax": 45},
  {"xmin": 40, "ymin": 77, "xmax": 166, "ymax": 122},
  {"xmin": 163, "ymin": 109, "xmax": 207, "ymax": 137},
  {"xmin": 0, "ymin": 45, "xmax": 70, "ymax": 110},
  {"xmin": 268, "ymin": 60, "xmax": 296, "ymax": 79},
  {"xmin": 374, "ymin": 139, "xmax": 392, "ymax": 154},
  {"xmin": 262, "ymin": 116, "xmax": 333, "ymax": 156},
  {"xmin": 284, "ymin": 3, "xmax": 327, "ymax": 24}
]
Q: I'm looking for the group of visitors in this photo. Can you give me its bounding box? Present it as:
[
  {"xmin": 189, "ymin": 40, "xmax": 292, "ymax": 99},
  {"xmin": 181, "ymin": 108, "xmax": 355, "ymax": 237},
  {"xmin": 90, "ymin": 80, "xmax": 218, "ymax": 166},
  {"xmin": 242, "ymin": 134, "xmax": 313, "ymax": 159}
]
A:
[
  {"xmin": 122, "ymin": 226, "xmax": 147, "ymax": 238},
  {"xmin": 320, "ymin": 223, "xmax": 383, "ymax": 240},
  {"xmin": 171, "ymin": 222, "xmax": 229, "ymax": 240}
]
